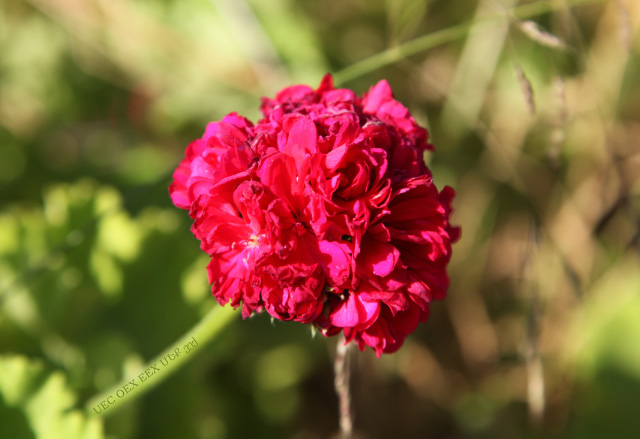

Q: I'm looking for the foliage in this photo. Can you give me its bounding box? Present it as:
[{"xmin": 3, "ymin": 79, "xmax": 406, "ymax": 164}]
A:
[{"xmin": 0, "ymin": 355, "xmax": 103, "ymax": 439}]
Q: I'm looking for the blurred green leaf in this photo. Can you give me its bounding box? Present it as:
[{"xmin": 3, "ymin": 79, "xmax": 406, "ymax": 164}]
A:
[
  {"xmin": 0, "ymin": 355, "xmax": 104, "ymax": 439},
  {"xmin": 567, "ymin": 255, "xmax": 640, "ymax": 379}
]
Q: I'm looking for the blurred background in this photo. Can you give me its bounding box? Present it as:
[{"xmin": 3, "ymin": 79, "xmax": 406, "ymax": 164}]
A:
[{"xmin": 1, "ymin": 0, "xmax": 639, "ymax": 438}]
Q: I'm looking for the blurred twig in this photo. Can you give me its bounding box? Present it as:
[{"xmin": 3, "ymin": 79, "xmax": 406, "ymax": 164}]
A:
[
  {"xmin": 333, "ymin": 0, "xmax": 612, "ymax": 85},
  {"xmin": 617, "ymin": 0, "xmax": 632, "ymax": 51},
  {"xmin": 334, "ymin": 336, "xmax": 353, "ymax": 439},
  {"xmin": 211, "ymin": 0, "xmax": 291, "ymax": 92},
  {"xmin": 84, "ymin": 304, "xmax": 238, "ymax": 417},
  {"xmin": 522, "ymin": 222, "xmax": 545, "ymax": 424}
]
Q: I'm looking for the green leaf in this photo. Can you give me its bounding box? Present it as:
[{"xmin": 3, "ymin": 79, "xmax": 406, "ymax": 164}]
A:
[{"xmin": 0, "ymin": 355, "xmax": 104, "ymax": 439}]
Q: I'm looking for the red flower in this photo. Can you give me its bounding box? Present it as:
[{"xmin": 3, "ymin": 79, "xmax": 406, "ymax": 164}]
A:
[{"xmin": 170, "ymin": 75, "xmax": 459, "ymax": 356}]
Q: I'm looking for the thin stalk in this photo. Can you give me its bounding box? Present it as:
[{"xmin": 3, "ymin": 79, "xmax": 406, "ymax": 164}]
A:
[
  {"xmin": 334, "ymin": 336, "xmax": 353, "ymax": 439},
  {"xmin": 333, "ymin": 0, "xmax": 611, "ymax": 85},
  {"xmin": 85, "ymin": 304, "xmax": 238, "ymax": 417}
]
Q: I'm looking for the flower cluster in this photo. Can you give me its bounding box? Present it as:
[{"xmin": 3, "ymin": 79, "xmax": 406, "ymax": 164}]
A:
[{"xmin": 170, "ymin": 75, "xmax": 459, "ymax": 356}]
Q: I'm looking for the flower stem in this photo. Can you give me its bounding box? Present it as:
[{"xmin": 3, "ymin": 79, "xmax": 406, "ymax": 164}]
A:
[
  {"xmin": 333, "ymin": 0, "xmax": 611, "ymax": 85},
  {"xmin": 85, "ymin": 304, "xmax": 238, "ymax": 417},
  {"xmin": 334, "ymin": 335, "xmax": 353, "ymax": 439}
]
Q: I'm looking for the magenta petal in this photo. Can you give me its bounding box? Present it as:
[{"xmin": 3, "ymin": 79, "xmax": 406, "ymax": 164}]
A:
[
  {"xmin": 169, "ymin": 166, "xmax": 191, "ymax": 209},
  {"xmin": 189, "ymin": 156, "xmax": 216, "ymax": 181},
  {"xmin": 257, "ymin": 153, "xmax": 298, "ymax": 203},
  {"xmin": 286, "ymin": 117, "xmax": 317, "ymax": 170},
  {"xmin": 323, "ymin": 88, "xmax": 356, "ymax": 104},
  {"xmin": 287, "ymin": 117, "xmax": 317, "ymax": 152},
  {"xmin": 317, "ymin": 239, "xmax": 351, "ymax": 286},
  {"xmin": 360, "ymin": 237, "xmax": 401, "ymax": 278},
  {"xmin": 221, "ymin": 112, "xmax": 253, "ymax": 129},
  {"xmin": 359, "ymin": 288, "xmax": 409, "ymax": 315},
  {"xmin": 363, "ymin": 79, "xmax": 393, "ymax": 113},
  {"xmin": 359, "ymin": 321, "xmax": 389, "ymax": 357},
  {"xmin": 276, "ymin": 84, "xmax": 314, "ymax": 102},
  {"xmin": 324, "ymin": 144, "xmax": 347, "ymax": 171},
  {"xmin": 203, "ymin": 121, "xmax": 248, "ymax": 148},
  {"xmin": 329, "ymin": 293, "xmax": 380, "ymax": 329}
]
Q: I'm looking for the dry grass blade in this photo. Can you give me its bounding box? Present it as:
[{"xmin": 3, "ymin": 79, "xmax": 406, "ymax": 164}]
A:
[
  {"xmin": 617, "ymin": 0, "xmax": 632, "ymax": 51},
  {"xmin": 441, "ymin": 0, "xmax": 516, "ymax": 138},
  {"xmin": 518, "ymin": 20, "xmax": 569, "ymax": 50},
  {"xmin": 522, "ymin": 225, "xmax": 545, "ymax": 425},
  {"xmin": 212, "ymin": 0, "xmax": 291, "ymax": 91},
  {"xmin": 515, "ymin": 64, "xmax": 536, "ymax": 115},
  {"xmin": 549, "ymin": 76, "xmax": 567, "ymax": 164}
]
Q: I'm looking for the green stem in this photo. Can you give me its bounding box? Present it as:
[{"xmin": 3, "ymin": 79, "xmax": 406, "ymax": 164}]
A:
[
  {"xmin": 333, "ymin": 0, "xmax": 611, "ymax": 85},
  {"xmin": 85, "ymin": 304, "xmax": 238, "ymax": 417}
]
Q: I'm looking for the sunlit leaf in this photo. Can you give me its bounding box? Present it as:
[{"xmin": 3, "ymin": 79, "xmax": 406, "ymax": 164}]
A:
[{"xmin": 0, "ymin": 355, "xmax": 104, "ymax": 439}]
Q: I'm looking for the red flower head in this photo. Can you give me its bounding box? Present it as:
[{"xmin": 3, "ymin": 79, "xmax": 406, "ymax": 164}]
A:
[{"xmin": 170, "ymin": 75, "xmax": 459, "ymax": 356}]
